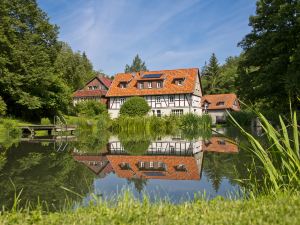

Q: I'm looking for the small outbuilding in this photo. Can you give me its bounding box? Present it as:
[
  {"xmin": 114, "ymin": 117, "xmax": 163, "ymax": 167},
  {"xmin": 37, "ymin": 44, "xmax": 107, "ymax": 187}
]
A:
[{"xmin": 201, "ymin": 93, "xmax": 240, "ymax": 124}]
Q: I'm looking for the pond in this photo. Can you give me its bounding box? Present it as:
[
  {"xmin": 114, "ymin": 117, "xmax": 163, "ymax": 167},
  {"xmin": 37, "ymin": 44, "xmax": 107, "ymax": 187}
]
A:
[{"xmin": 0, "ymin": 127, "xmax": 258, "ymax": 211}]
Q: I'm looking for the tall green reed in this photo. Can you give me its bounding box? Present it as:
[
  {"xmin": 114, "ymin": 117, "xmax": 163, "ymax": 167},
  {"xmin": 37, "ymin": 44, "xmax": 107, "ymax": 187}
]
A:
[{"xmin": 229, "ymin": 109, "xmax": 300, "ymax": 193}]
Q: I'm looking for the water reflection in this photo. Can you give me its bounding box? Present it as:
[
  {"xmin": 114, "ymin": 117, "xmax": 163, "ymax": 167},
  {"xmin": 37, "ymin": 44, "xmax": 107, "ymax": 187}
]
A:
[{"xmin": 0, "ymin": 129, "xmax": 253, "ymax": 210}]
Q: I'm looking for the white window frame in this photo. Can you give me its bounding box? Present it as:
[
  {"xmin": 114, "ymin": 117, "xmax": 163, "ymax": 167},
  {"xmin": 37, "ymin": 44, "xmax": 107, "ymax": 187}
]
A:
[
  {"xmin": 157, "ymin": 81, "xmax": 162, "ymax": 88},
  {"xmin": 156, "ymin": 96, "xmax": 161, "ymax": 103},
  {"xmin": 148, "ymin": 82, "xmax": 152, "ymax": 88},
  {"xmin": 169, "ymin": 95, "xmax": 174, "ymax": 103},
  {"xmin": 120, "ymin": 98, "xmax": 125, "ymax": 105}
]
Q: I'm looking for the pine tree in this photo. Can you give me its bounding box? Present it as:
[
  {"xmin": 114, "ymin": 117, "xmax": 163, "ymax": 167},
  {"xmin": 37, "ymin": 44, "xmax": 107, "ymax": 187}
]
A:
[
  {"xmin": 201, "ymin": 53, "xmax": 220, "ymax": 94},
  {"xmin": 125, "ymin": 54, "xmax": 148, "ymax": 73}
]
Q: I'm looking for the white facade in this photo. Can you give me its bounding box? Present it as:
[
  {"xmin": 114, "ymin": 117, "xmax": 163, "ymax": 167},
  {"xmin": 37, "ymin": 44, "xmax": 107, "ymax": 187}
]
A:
[
  {"xmin": 108, "ymin": 136, "xmax": 202, "ymax": 155},
  {"xmin": 109, "ymin": 94, "xmax": 202, "ymax": 118}
]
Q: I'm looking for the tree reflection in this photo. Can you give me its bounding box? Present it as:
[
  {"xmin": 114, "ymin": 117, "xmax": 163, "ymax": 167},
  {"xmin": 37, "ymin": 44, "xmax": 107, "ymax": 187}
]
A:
[{"xmin": 0, "ymin": 142, "xmax": 94, "ymax": 211}]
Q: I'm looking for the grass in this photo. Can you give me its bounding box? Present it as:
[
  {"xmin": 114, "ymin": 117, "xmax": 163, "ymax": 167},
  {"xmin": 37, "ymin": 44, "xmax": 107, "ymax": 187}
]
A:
[
  {"xmin": 0, "ymin": 192, "xmax": 299, "ymax": 225},
  {"xmin": 229, "ymin": 108, "xmax": 300, "ymax": 194}
]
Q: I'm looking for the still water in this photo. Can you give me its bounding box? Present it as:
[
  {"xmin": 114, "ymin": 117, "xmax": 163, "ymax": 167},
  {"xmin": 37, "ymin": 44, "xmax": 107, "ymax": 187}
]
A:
[{"xmin": 0, "ymin": 128, "xmax": 255, "ymax": 210}]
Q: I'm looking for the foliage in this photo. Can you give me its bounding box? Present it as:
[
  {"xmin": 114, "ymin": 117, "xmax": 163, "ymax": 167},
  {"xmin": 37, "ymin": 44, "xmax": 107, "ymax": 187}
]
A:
[
  {"xmin": 75, "ymin": 101, "xmax": 107, "ymax": 117},
  {"xmin": 119, "ymin": 97, "xmax": 150, "ymax": 117},
  {"xmin": 237, "ymin": 0, "xmax": 300, "ymax": 111},
  {"xmin": 54, "ymin": 42, "xmax": 94, "ymax": 91},
  {"xmin": 202, "ymin": 54, "xmax": 240, "ymax": 94},
  {"xmin": 226, "ymin": 110, "xmax": 256, "ymax": 127},
  {"xmin": 1, "ymin": 192, "xmax": 300, "ymax": 224},
  {"xmin": 0, "ymin": 97, "xmax": 7, "ymax": 117},
  {"xmin": 230, "ymin": 109, "xmax": 300, "ymax": 194},
  {"xmin": 125, "ymin": 54, "xmax": 148, "ymax": 73},
  {"xmin": 119, "ymin": 133, "xmax": 151, "ymax": 155},
  {"xmin": 40, "ymin": 118, "xmax": 51, "ymax": 125},
  {"xmin": 0, "ymin": 0, "xmax": 71, "ymax": 120}
]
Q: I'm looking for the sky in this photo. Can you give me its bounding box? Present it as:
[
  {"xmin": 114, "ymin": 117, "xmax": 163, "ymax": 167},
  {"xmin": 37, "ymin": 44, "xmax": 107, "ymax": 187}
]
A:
[{"xmin": 37, "ymin": 0, "xmax": 257, "ymax": 75}]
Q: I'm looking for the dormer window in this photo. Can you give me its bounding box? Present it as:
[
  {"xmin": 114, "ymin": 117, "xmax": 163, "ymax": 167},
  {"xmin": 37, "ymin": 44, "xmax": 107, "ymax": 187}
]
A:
[
  {"xmin": 217, "ymin": 139, "xmax": 226, "ymax": 145},
  {"xmin": 119, "ymin": 82, "xmax": 127, "ymax": 88},
  {"xmin": 138, "ymin": 82, "xmax": 143, "ymax": 89},
  {"xmin": 173, "ymin": 78, "xmax": 185, "ymax": 86},
  {"xmin": 216, "ymin": 101, "xmax": 225, "ymax": 106},
  {"xmin": 157, "ymin": 81, "xmax": 162, "ymax": 88}
]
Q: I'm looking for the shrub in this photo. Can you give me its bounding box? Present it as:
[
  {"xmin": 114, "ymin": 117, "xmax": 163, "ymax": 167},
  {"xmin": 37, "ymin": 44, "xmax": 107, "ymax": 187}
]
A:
[
  {"xmin": 0, "ymin": 97, "xmax": 7, "ymax": 117},
  {"xmin": 75, "ymin": 101, "xmax": 107, "ymax": 117},
  {"xmin": 41, "ymin": 118, "xmax": 51, "ymax": 125},
  {"xmin": 119, "ymin": 97, "xmax": 150, "ymax": 117}
]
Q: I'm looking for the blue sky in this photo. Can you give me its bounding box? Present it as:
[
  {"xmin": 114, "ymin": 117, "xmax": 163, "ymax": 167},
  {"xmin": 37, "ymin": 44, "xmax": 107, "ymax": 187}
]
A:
[{"xmin": 38, "ymin": 0, "xmax": 256, "ymax": 75}]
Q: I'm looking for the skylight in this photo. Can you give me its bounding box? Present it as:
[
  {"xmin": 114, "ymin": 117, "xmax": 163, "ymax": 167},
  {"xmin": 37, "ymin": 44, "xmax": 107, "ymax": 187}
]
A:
[{"xmin": 143, "ymin": 74, "xmax": 163, "ymax": 79}]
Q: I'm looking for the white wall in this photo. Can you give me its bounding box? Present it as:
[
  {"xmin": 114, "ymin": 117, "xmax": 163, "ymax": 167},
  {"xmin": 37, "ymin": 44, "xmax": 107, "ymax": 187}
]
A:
[{"xmin": 108, "ymin": 94, "xmax": 202, "ymax": 118}]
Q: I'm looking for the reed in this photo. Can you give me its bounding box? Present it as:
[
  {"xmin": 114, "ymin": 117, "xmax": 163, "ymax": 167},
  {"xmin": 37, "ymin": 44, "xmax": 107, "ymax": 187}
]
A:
[{"xmin": 229, "ymin": 109, "xmax": 300, "ymax": 193}]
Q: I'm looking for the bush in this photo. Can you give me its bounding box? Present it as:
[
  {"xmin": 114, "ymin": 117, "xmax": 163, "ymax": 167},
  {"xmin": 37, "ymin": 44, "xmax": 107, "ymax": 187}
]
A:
[
  {"xmin": 75, "ymin": 101, "xmax": 107, "ymax": 117},
  {"xmin": 41, "ymin": 118, "xmax": 51, "ymax": 125},
  {"xmin": 119, "ymin": 97, "xmax": 150, "ymax": 117},
  {"xmin": 0, "ymin": 97, "xmax": 7, "ymax": 117}
]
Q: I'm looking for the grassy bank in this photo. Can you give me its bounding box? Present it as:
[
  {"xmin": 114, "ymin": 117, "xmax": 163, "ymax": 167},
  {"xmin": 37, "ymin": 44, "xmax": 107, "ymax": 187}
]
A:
[{"xmin": 0, "ymin": 193, "xmax": 299, "ymax": 225}]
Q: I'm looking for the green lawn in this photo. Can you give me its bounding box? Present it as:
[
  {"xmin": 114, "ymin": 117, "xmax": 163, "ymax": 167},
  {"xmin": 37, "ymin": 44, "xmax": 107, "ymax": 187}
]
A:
[{"xmin": 0, "ymin": 193, "xmax": 299, "ymax": 225}]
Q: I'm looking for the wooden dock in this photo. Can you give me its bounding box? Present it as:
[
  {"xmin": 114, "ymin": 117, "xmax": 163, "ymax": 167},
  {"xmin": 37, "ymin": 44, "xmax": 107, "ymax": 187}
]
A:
[{"xmin": 20, "ymin": 125, "xmax": 77, "ymax": 136}]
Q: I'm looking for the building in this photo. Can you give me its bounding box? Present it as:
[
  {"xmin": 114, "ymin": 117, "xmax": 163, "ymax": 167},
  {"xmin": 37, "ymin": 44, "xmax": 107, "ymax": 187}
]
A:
[
  {"xmin": 201, "ymin": 93, "xmax": 240, "ymax": 124},
  {"xmin": 72, "ymin": 75, "xmax": 112, "ymax": 106},
  {"xmin": 107, "ymin": 136, "xmax": 203, "ymax": 180},
  {"xmin": 202, "ymin": 137, "xmax": 239, "ymax": 153},
  {"xmin": 106, "ymin": 68, "xmax": 203, "ymax": 118}
]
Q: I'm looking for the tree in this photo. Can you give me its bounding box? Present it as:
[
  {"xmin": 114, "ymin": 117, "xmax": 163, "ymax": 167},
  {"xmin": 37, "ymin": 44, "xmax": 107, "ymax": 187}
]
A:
[
  {"xmin": 201, "ymin": 53, "xmax": 220, "ymax": 94},
  {"xmin": 0, "ymin": 0, "xmax": 71, "ymax": 119},
  {"xmin": 0, "ymin": 97, "xmax": 7, "ymax": 117},
  {"xmin": 54, "ymin": 42, "xmax": 95, "ymax": 91},
  {"xmin": 75, "ymin": 101, "xmax": 107, "ymax": 117},
  {"xmin": 237, "ymin": 0, "xmax": 300, "ymax": 111},
  {"xmin": 125, "ymin": 54, "xmax": 148, "ymax": 73},
  {"xmin": 119, "ymin": 97, "xmax": 150, "ymax": 117}
]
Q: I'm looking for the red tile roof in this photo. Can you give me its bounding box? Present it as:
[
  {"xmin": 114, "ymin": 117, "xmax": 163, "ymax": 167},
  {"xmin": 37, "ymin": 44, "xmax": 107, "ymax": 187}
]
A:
[
  {"xmin": 106, "ymin": 68, "xmax": 200, "ymax": 97},
  {"xmin": 73, "ymin": 89, "xmax": 107, "ymax": 97},
  {"xmin": 202, "ymin": 137, "xmax": 239, "ymax": 153},
  {"xmin": 201, "ymin": 93, "xmax": 240, "ymax": 111},
  {"xmin": 72, "ymin": 155, "xmax": 113, "ymax": 175},
  {"xmin": 97, "ymin": 75, "xmax": 112, "ymax": 88},
  {"xmin": 73, "ymin": 75, "xmax": 112, "ymax": 98},
  {"xmin": 107, "ymin": 155, "xmax": 201, "ymax": 180}
]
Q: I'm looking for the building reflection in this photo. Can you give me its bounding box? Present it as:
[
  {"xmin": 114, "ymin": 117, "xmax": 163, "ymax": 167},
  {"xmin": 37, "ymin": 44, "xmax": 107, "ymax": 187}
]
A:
[{"xmin": 72, "ymin": 135, "xmax": 238, "ymax": 181}]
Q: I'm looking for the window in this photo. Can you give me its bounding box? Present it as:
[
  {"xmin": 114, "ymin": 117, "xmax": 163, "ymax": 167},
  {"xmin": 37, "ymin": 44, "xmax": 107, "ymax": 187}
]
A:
[
  {"xmin": 88, "ymin": 86, "xmax": 93, "ymax": 90},
  {"xmin": 93, "ymin": 86, "xmax": 98, "ymax": 90},
  {"xmin": 120, "ymin": 98, "xmax": 125, "ymax": 105},
  {"xmin": 157, "ymin": 110, "xmax": 161, "ymax": 117},
  {"xmin": 216, "ymin": 101, "xmax": 225, "ymax": 106},
  {"xmin": 148, "ymin": 82, "xmax": 152, "ymax": 88},
  {"xmin": 120, "ymin": 82, "xmax": 127, "ymax": 88},
  {"xmin": 171, "ymin": 109, "xmax": 183, "ymax": 115},
  {"xmin": 217, "ymin": 139, "xmax": 226, "ymax": 145},
  {"xmin": 138, "ymin": 82, "xmax": 143, "ymax": 89},
  {"xmin": 157, "ymin": 81, "xmax": 162, "ymax": 88},
  {"xmin": 169, "ymin": 95, "xmax": 174, "ymax": 102},
  {"xmin": 156, "ymin": 96, "xmax": 161, "ymax": 103},
  {"xmin": 149, "ymin": 162, "xmax": 154, "ymax": 168},
  {"xmin": 173, "ymin": 78, "xmax": 185, "ymax": 86}
]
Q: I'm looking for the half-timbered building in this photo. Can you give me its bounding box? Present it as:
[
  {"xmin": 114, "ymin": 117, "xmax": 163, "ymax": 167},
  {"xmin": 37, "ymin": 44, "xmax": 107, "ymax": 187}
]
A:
[
  {"xmin": 106, "ymin": 68, "xmax": 203, "ymax": 118},
  {"xmin": 72, "ymin": 74, "xmax": 112, "ymax": 106},
  {"xmin": 201, "ymin": 93, "xmax": 240, "ymax": 124}
]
